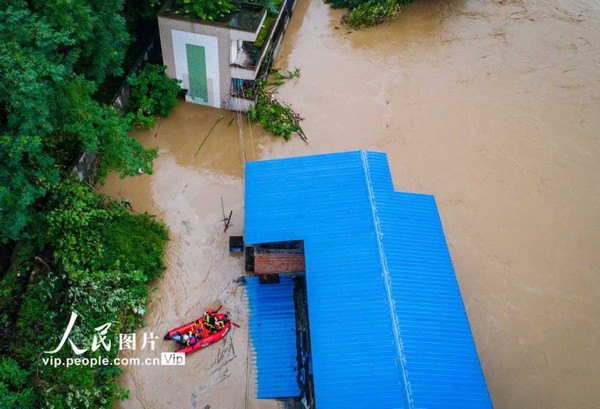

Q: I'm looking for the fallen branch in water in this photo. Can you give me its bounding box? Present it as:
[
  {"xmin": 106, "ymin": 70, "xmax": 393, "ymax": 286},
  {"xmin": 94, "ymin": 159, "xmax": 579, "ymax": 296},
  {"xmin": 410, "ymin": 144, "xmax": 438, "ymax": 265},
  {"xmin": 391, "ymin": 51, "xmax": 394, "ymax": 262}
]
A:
[{"xmin": 249, "ymin": 82, "xmax": 307, "ymax": 143}]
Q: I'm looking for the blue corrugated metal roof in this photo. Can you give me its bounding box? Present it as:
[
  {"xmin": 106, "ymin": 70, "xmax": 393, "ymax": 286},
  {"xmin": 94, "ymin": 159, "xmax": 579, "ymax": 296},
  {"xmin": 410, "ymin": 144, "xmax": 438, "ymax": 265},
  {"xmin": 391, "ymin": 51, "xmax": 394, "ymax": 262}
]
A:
[
  {"xmin": 246, "ymin": 275, "xmax": 300, "ymax": 398},
  {"xmin": 245, "ymin": 151, "xmax": 492, "ymax": 409}
]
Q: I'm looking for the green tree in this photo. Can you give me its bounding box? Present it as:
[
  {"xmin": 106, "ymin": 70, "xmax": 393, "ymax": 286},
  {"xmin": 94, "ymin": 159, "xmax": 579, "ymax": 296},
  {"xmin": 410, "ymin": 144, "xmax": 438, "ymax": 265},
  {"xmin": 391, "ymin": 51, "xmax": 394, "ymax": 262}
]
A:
[
  {"xmin": 26, "ymin": 0, "xmax": 129, "ymax": 85},
  {"xmin": 0, "ymin": 357, "xmax": 36, "ymax": 408},
  {"xmin": 0, "ymin": 4, "xmax": 70, "ymax": 136},
  {"xmin": 0, "ymin": 134, "xmax": 59, "ymax": 244},
  {"xmin": 41, "ymin": 180, "xmax": 168, "ymax": 325},
  {"xmin": 0, "ymin": 2, "xmax": 157, "ymax": 243},
  {"xmin": 0, "ymin": 180, "xmax": 169, "ymax": 408},
  {"xmin": 127, "ymin": 64, "xmax": 181, "ymax": 129},
  {"xmin": 0, "ymin": 0, "xmax": 172, "ymax": 406}
]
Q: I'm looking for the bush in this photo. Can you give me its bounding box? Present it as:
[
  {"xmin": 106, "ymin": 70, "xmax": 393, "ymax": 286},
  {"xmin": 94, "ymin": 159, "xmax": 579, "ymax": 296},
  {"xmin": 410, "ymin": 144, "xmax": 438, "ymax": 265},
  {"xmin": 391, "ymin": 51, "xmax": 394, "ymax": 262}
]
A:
[
  {"xmin": 326, "ymin": 0, "xmax": 409, "ymax": 29},
  {"xmin": 172, "ymin": 0, "xmax": 237, "ymax": 21},
  {"xmin": 346, "ymin": 0, "xmax": 400, "ymax": 29},
  {"xmin": 43, "ymin": 180, "xmax": 169, "ymax": 322},
  {"xmin": 127, "ymin": 64, "xmax": 181, "ymax": 129}
]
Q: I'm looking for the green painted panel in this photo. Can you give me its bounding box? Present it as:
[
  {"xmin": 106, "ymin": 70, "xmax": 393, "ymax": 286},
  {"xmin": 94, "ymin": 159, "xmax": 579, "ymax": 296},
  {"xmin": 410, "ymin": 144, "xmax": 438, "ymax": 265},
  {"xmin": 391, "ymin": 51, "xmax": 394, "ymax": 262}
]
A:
[{"xmin": 186, "ymin": 44, "xmax": 208, "ymax": 103}]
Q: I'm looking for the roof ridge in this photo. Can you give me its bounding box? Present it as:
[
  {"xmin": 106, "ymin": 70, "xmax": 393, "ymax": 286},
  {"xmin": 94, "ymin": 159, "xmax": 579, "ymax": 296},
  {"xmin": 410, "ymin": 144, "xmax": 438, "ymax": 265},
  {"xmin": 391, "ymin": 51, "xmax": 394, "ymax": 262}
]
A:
[{"xmin": 360, "ymin": 150, "xmax": 413, "ymax": 409}]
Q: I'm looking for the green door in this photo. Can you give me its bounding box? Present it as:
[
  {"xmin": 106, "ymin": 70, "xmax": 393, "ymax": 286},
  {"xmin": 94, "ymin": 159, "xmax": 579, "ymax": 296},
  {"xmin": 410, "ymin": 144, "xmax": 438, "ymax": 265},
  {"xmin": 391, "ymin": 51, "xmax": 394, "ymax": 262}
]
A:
[{"xmin": 186, "ymin": 44, "xmax": 208, "ymax": 104}]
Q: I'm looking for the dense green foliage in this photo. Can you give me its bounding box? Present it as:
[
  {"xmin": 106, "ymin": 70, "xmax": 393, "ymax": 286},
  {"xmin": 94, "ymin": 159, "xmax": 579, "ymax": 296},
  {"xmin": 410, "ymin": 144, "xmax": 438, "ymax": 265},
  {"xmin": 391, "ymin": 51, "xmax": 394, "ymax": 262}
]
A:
[
  {"xmin": 127, "ymin": 64, "xmax": 182, "ymax": 129},
  {"xmin": 249, "ymin": 70, "xmax": 303, "ymax": 141},
  {"xmin": 0, "ymin": 1, "xmax": 159, "ymax": 244},
  {"xmin": 326, "ymin": 0, "xmax": 409, "ymax": 29},
  {"xmin": 0, "ymin": 0, "xmax": 172, "ymax": 407},
  {"xmin": 172, "ymin": 0, "xmax": 238, "ymax": 21},
  {"xmin": 42, "ymin": 181, "xmax": 168, "ymax": 324},
  {"xmin": 0, "ymin": 180, "xmax": 169, "ymax": 408},
  {"xmin": 0, "ymin": 135, "xmax": 59, "ymax": 244},
  {"xmin": 0, "ymin": 357, "xmax": 36, "ymax": 408},
  {"xmin": 249, "ymin": 88, "xmax": 301, "ymax": 140},
  {"xmin": 26, "ymin": 0, "xmax": 129, "ymax": 85},
  {"xmin": 346, "ymin": 0, "xmax": 401, "ymax": 28}
]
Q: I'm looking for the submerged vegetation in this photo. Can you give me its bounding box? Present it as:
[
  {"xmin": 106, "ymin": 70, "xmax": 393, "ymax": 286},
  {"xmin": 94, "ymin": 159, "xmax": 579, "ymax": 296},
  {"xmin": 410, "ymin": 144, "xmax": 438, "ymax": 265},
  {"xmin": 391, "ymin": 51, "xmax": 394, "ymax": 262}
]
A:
[
  {"xmin": 127, "ymin": 64, "xmax": 182, "ymax": 129},
  {"xmin": 327, "ymin": 0, "xmax": 410, "ymax": 29},
  {"xmin": 0, "ymin": 1, "xmax": 172, "ymax": 406},
  {"xmin": 249, "ymin": 69, "xmax": 306, "ymax": 142}
]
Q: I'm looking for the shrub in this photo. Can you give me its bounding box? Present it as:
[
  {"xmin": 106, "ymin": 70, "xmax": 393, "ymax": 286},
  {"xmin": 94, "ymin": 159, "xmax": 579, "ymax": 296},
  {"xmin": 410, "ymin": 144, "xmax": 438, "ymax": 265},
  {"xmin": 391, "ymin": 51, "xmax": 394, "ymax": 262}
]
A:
[
  {"xmin": 173, "ymin": 0, "xmax": 237, "ymax": 21},
  {"xmin": 346, "ymin": 0, "xmax": 400, "ymax": 28},
  {"xmin": 327, "ymin": 0, "xmax": 408, "ymax": 29},
  {"xmin": 127, "ymin": 64, "xmax": 181, "ymax": 129},
  {"xmin": 42, "ymin": 180, "xmax": 169, "ymax": 322}
]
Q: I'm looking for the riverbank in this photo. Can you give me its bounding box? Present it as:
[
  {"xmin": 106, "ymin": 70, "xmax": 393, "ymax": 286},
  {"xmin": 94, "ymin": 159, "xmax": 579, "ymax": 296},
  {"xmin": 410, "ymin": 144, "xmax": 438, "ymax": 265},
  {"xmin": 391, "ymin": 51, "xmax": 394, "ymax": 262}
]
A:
[{"xmin": 103, "ymin": 0, "xmax": 600, "ymax": 407}]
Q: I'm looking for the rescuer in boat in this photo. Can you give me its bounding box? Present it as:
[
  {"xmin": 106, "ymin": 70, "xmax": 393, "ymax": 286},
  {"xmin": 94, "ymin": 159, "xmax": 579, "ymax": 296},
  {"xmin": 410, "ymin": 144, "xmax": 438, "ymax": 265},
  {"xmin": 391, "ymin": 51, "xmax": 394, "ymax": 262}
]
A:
[
  {"xmin": 183, "ymin": 333, "xmax": 198, "ymax": 347},
  {"xmin": 203, "ymin": 309, "xmax": 224, "ymax": 334},
  {"xmin": 191, "ymin": 319, "xmax": 208, "ymax": 339}
]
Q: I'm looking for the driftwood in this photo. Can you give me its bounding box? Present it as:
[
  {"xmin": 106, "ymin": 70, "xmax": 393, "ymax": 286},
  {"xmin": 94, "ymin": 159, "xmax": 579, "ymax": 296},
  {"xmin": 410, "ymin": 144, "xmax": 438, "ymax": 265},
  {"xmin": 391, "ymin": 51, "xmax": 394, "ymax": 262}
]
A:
[{"xmin": 220, "ymin": 197, "xmax": 233, "ymax": 232}]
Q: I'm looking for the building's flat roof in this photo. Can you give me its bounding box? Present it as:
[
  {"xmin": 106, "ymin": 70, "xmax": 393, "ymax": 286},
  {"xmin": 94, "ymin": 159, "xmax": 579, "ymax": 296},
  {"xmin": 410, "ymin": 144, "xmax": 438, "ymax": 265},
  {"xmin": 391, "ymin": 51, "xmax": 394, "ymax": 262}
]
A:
[
  {"xmin": 245, "ymin": 151, "xmax": 493, "ymax": 408},
  {"xmin": 160, "ymin": 1, "xmax": 266, "ymax": 33}
]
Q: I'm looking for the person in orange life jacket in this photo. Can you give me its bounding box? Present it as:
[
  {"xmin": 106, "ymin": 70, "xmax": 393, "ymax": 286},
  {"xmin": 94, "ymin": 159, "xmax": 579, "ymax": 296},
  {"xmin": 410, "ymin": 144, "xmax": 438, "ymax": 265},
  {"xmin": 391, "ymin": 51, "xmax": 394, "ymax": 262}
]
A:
[
  {"xmin": 192, "ymin": 320, "xmax": 208, "ymax": 338},
  {"xmin": 191, "ymin": 320, "xmax": 203, "ymax": 333},
  {"xmin": 183, "ymin": 332, "xmax": 198, "ymax": 347}
]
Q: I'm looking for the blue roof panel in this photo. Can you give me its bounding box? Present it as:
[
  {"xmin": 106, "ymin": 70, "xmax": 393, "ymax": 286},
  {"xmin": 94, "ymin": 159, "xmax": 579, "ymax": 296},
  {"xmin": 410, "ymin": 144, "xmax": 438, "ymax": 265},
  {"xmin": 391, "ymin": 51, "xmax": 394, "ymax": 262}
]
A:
[
  {"xmin": 246, "ymin": 275, "xmax": 300, "ymax": 398},
  {"xmin": 245, "ymin": 151, "xmax": 492, "ymax": 409}
]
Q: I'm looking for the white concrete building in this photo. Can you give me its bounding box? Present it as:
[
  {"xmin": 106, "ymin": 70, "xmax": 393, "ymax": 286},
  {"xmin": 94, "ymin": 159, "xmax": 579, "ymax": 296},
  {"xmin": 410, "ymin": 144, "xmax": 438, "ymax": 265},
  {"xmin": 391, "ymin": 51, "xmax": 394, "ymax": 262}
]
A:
[{"xmin": 158, "ymin": 1, "xmax": 296, "ymax": 112}]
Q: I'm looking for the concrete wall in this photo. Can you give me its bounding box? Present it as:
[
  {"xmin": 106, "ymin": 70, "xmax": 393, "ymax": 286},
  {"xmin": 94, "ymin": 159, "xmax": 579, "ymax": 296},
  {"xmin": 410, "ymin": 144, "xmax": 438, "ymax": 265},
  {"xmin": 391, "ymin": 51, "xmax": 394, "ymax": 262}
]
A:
[
  {"xmin": 158, "ymin": 16, "xmax": 232, "ymax": 108},
  {"xmin": 113, "ymin": 37, "xmax": 160, "ymax": 112}
]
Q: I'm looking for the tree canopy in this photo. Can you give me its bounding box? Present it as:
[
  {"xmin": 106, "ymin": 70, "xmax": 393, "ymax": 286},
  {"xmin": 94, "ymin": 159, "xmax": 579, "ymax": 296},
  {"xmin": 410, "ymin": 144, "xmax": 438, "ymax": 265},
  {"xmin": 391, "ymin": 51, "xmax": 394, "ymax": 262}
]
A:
[
  {"xmin": 0, "ymin": 0, "xmax": 158, "ymax": 244},
  {"xmin": 0, "ymin": 3, "xmax": 172, "ymax": 406},
  {"xmin": 1, "ymin": 180, "xmax": 169, "ymax": 408}
]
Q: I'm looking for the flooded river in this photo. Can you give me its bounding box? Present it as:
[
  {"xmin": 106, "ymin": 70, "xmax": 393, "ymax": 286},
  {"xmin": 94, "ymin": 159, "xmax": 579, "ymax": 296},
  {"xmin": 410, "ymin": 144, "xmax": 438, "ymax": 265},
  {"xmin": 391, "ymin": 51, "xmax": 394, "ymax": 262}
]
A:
[{"xmin": 102, "ymin": 0, "xmax": 600, "ymax": 408}]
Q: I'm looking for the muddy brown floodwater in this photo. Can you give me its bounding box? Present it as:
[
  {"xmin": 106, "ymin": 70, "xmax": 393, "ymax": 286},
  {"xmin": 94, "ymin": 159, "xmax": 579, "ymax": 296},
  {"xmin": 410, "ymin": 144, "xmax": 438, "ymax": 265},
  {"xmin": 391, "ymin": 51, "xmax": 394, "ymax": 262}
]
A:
[{"xmin": 101, "ymin": 0, "xmax": 600, "ymax": 408}]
